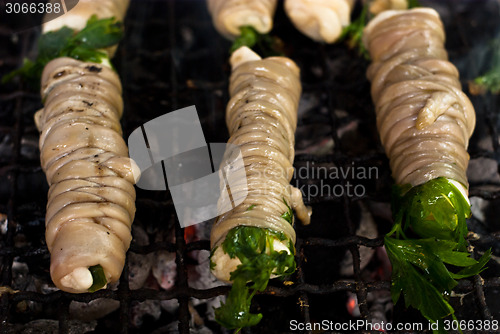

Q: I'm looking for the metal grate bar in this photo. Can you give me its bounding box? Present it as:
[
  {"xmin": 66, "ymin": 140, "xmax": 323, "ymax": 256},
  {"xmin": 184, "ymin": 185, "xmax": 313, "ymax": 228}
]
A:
[
  {"xmin": 295, "ymin": 239, "xmax": 311, "ymax": 333},
  {"xmin": 166, "ymin": 1, "xmax": 192, "ymax": 333},
  {"xmin": 175, "ymin": 220, "xmax": 191, "ymax": 334},
  {"xmin": 118, "ymin": 256, "xmax": 131, "ymax": 334}
]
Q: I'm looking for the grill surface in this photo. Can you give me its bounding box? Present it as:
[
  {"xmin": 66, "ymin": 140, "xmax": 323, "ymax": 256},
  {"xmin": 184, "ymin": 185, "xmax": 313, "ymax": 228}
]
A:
[{"xmin": 0, "ymin": 1, "xmax": 499, "ymax": 333}]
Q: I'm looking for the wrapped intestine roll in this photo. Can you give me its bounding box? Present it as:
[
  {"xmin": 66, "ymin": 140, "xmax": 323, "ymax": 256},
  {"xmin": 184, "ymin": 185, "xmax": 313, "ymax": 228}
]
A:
[
  {"xmin": 27, "ymin": 0, "xmax": 134, "ymax": 294},
  {"xmin": 363, "ymin": 8, "xmax": 475, "ymax": 191},
  {"xmin": 207, "ymin": 0, "xmax": 278, "ymax": 40},
  {"xmin": 43, "ymin": 0, "xmax": 130, "ymax": 33},
  {"xmin": 284, "ymin": 0, "xmax": 355, "ymax": 43},
  {"xmin": 35, "ymin": 57, "xmax": 138, "ymax": 293},
  {"xmin": 210, "ymin": 46, "xmax": 311, "ymax": 282},
  {"xmin": 362, "ymin": 9, "xmax": 491, "ymax": 323}
]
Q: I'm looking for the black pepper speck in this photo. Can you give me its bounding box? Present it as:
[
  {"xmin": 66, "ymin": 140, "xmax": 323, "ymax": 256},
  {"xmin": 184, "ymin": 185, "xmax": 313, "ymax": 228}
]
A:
[{"xmin": 86, "ymin": 65, "xmax": 102, "ymax": 73}]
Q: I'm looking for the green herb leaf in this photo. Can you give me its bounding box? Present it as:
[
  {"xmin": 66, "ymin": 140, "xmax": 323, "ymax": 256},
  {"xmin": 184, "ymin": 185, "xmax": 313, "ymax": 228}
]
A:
[
  {"xmin": 339, "ymin": 2, "xmax": 370, "ymax": 59},
  {"xmin": 2, "ymin": 15, "xmax": 123, "ymax": 87},
  {"xmin": 473, "ymin": 67, "xmax": 500, "ymax": 94},
  {"xmin": 1, "ymin": 59, "xmax": 41, "ymax": 87},
  {"xmin": 88, "ymin": 264, "xmax": 107, "ymax": 293},
  {"xmin": 230, "ymin": 26, "xmax": 284, "ymax": 57},
  {"xmin": 385, "ymin": 178, "xmax": 491, "ymax": 325},
  {"xmin": 214, "ymin": 226, "xmax": 296, "ymax": 331},
  {"xmin": 451, "ymin": 249, "xmax": 491, "ymax": 279},
  {"xmin": 215, "ymin": 277, "xmax": 262, "ymax": 330},
  {"xmin": 385, "ymin": 237, "xmax": 458, "ymax": 294},
  {"xmin": 280, "ymin": 198, "xmax": 294, "ymax": 225},
  {"xmin": 209, "ymin": 245, "xmax": 218, "ymax": 270},
  {"xmin": 73, "ymin": 16, "xmax": 123, "ymax": 49},
  {"xmin": 392, "ymin": 178, "xmax": 470, "ymax": 249},
  {"xmin": 231, "ymin": 26, "xmax": 259, "ymax": 53},
  {"xmin": 386, "ymin": 240, "xmax": 455, "ymax": 320},
  {"xmin": 38, "ymin": 27, "xmax": 74, "ymax": 59},
  {"xmin": 408, "ymin": 0, "xmax": 421, "ymax": 8}
]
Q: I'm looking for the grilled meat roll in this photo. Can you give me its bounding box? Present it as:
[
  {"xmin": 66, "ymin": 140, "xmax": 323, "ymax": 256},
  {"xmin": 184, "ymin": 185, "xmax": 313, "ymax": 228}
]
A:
[
  {"xmin": 210, "ymin": 46, "xmax": 311, "ymax": 329},
  {"xmin": 363, "ymin": 8, "xmax": 475, "ymax": 191},
  {"xmin": 34, "ymin": 0, "xmax": 132, "ymax": 294},
  {"xmin": 35, "ymin": 57, "xmax": 138, "ymax": 293},
  {"xmin": 210, "ymin": 46, "xmax": 311, "ymax": 281},
  {"xmin": 362, "ymin": 8, "xmax": 489, "ymax": 323},
  {"xmin": 284, "ymin": 0, "xmax": 355, "ymax": 43},
  {"xmin": 207, "ymin": 0, "xmax": 278, "ymax": 39}
]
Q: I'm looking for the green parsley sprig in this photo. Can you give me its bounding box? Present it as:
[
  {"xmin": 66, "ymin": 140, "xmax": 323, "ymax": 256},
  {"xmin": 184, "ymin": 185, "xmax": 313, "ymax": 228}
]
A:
[
  {"xmin": 339, "ymin": 2, "xmax": 370, "ymax": 59},
  {"xmin": 213, "ymin": 226, "xmax": 296, "ymax": 332},
  {"xmin": 280, "ymin": 198, "xmax": 294, "ymax": 225},
  {"xmin": 385, "ymin": 178, "xmax": 491, "ymax": 331},
  {"xmin": 2, "ymin": 15, "xmax": 123, "ymax": 87},
  {"xmin": 469, "ymin": 36, "xmax": 500, "ymax": 95},
  {"xmin": 472, "ymin": 67, "xmax": 500, "ymax": 94},
  {"xmin": 230, "ymin": 26, "xmax": 284, "ymax": 57}
]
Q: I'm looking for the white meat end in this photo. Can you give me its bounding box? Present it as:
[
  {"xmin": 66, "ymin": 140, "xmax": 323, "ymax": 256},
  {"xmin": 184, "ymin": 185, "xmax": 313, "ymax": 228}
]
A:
[
  {"xmin": 60, "ymin": 267, "xmax": 94, "ymax": 292},
  {"xmin": 211, "ymin": 238, "xmax": 291, "ymax": 282}
]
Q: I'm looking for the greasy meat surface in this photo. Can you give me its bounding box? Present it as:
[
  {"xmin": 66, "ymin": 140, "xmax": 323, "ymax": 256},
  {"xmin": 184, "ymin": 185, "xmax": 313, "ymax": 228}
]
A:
[
  {"xmin": 284, "ymin": 0, "xmax": 354, "ymax": 43},
  {"xmin": 210, "ymin": 47, "xmax": 311, "ymax": 281},
  {"xmin": 37, "ymin": 57, "xmax": 138, "ymax": 293},
  {"xmin": 363, "ymin": 8, "xmax": 475, "ymax": 188}
]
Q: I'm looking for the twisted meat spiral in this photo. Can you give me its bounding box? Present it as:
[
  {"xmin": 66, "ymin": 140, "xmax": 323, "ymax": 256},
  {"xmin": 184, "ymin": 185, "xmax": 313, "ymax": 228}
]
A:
[
  {"xmin": 207, "ymin": 0, "xmax": 277, "ymax": 40},
  {"xmin": 363, "ymin": 8, "xmax": 475, "ymax": 189},
  {"xmin": 210, "ymin": 47, "xmax": 311, "ymax": 281},
  {"xmin": 36, "ymin": 57, "xmax": 138, "ymax": 293},
  {"xmin": 284, "ymin": 0, "xmax": 355, "ymax": 43}
]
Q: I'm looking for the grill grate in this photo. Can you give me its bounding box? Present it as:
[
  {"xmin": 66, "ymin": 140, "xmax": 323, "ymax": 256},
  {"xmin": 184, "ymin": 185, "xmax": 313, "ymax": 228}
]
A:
[{"xmin": 1, "ymin": 1, "xmax": 499, "ymax": 333}]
